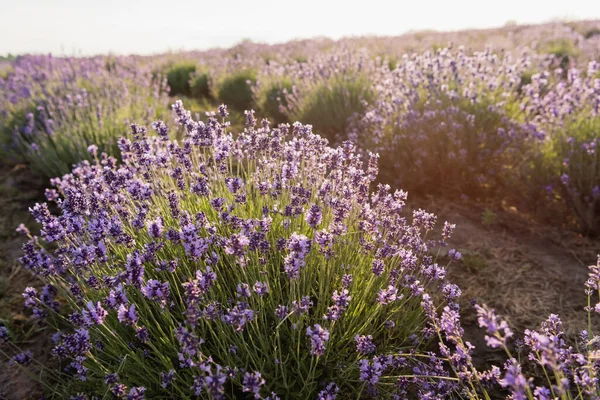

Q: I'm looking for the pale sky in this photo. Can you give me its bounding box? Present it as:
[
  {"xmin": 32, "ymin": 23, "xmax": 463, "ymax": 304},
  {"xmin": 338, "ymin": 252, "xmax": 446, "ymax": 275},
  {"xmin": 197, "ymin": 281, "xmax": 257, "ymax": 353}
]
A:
[{"xmin": 1, "ymin": 0, "xmax": 599, "ymax": 56}]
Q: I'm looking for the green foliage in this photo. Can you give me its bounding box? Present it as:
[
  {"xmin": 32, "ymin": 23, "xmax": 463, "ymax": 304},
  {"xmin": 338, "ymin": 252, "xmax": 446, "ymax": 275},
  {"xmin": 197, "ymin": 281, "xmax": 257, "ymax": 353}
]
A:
[
  {"xmin": 0, "ymin": 53, "xmax": 16, "ymax": 62},
  {"xmin": 190, "ymin": 72, "xmax": 212, "ymax": 101},
  {"xmin": 217, "ymin": 70, "xmax": 257, "ymax": 112},
  {"xmin": 517, "ymin": 71, "xmax": 533, "ymax": 95},
  {"xmin": 293, "ymin": 75, "xmax": 374, "ymax": 142},
  {"xmin": 481, "ymin": 208, "xmax": 498, "ymax": 226},
  {"xmin": 293, "ymin": 55, "xmax": 308, "ymax": 64},
  {"xmin": 104, "ymin": 57, "xmax": 118, "ymax": 73},
  {"xmin": 257, "ymin": 78, "xmax": 293, "ymax": 124},
  {"xmin": 166, "ymin": 62, "xmax": 197, "ymax": 96},
  {"xmin": 431, "ymin": 43, "xmax": 444, "ymax": 53},
  {"xmin": 0, "ymin": 105, "xmax": 31, "ymax": 155},
  {"xmin": 540, "ymin": 116, "xmax": 600, "ymax": 235},
  {"xmin": 0, "ymin": 65, "xmax": 12, "ymax": 80},
  {"xmin": 584, "ymin": 28, "xmax": 600, "ymax": 39},
  {"xmin": 543, "ymin": 40, "xmax": 580, "ymax": 72}
]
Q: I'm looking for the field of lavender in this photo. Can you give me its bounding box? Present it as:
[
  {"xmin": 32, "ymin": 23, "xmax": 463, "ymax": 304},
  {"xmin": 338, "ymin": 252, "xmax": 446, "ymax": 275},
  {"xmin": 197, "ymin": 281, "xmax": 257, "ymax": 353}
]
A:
[{"xmin": 1, "ymin": 21, "xmax": 600, "ymax": 399}]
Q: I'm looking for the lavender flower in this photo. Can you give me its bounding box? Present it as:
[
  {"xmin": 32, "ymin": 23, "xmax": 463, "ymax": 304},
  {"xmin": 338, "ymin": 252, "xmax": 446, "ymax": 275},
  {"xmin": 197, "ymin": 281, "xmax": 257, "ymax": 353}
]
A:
[
  {"xmin": 127, "ymin": 386, "xmax": 146, "ymax": 400},
  {"xmin": 11, "ymin": 350, "xmax": 32, "ymax": 366},
  {"xmin": 358, "ymin": 358, "xmax": 384, "ymax": 385},
  {"xmin": 242, "ymin": 371, "xmax": 265, "ymax": 399},
  {"xmin": 304, "ymin": 204, "xmax": 323, "ymax": 228},
  {"xmin": 253, "ymin": 281, "xmax": 269, "ymax": 297},
  {"xmin": 475, "ymin": 304, "xmax": 513, "ymax": 348},
  {"xmin": 117, "ymin": 304, "xmax": 138, "ymax": 326},
  {"xmin": 317, "ymin": 382, "xmax": 339, "ymax": 400},
  {"xmin": 0, "ymin": 326, "xmax": 9, "ymax": 343},
  {"xmin": 82, "ymin": 301, "xmax": 108, "ymax": 326},
  {"xmin": 160, "ymin": 370, "xmax": 175, "ymax": 388},
  {"xmin": 377, "ymin": 285, "xmax": 399, "ymax": 305},
  {"xmin": 355, "ymin": 335, "xmax": 376, "ymax": 354},
  {"xmin": 141, "ymin": 280, "xmax": 170, "ymax": 307},
  {"xmin": 306, "ymin": 324, "xmax": 329, "ymax": 356}
]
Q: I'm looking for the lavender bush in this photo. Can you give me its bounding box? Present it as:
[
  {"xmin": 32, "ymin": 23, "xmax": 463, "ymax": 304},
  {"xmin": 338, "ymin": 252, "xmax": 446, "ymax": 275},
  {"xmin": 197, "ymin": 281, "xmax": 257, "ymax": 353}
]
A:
[
  {"xmin": 217, "ymin": 70, "xmax": 257, "ymax": 112},
  {"xmin": 256, "ymin": 49, "xmax": 382, "ymax": 143},
  {"xmin": 349, "ymin": 47, "xmax": 544, "ymax": 198},
  {"xmin": 166, "ymin": 62, "xmax": 197, "ymax": 96},
  {"xmin": 519, "ymin": 63, "xmax": 600, "ymax": 234},
  {"xmin": 5, "ymin": 101, "xmax": 464, "ymax": 398},
  {"xmin": 254, "ymin": 77, "xmax": 293, "ymax": 124}
]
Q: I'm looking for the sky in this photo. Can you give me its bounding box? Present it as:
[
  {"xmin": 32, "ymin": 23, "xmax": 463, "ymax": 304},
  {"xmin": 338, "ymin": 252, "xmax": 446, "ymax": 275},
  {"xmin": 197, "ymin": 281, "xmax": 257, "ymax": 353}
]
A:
[{"xmin": 1, "ymin": 0, "xmax": 600, "ymax": 56}]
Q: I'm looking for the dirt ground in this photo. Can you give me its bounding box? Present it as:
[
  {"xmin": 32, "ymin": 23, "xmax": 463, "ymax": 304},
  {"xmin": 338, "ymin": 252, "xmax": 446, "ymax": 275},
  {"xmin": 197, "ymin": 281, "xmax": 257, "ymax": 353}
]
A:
[
  {"xmin": 0, "ymin": 163, "xmax": 48, "ymax": 400},
  {"xmin": 0, "ymin": 163, "xmax": 598, "ymax": 399},
  {"xmin": 424, "ymin": 196, "xmax": 600, "ymax": 343}
]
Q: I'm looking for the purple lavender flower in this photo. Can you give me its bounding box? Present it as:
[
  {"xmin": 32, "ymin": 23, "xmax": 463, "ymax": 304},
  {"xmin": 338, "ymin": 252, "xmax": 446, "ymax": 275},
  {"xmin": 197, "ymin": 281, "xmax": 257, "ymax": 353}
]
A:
[
  {"xmin": 218, "ymin": 104, "xmax": 229, "ymax": 118},
  {"xmin": 160, "ymin": 369, "xmax": 175, "ymax": 388},
  {"xmin": 222, "ymin": 302, "xmax": 255, "ymax": 332},
  {"xmin": 292, "ymin": 296, "xmax": 313, "ymax": 315},
  {"xmin": 16, "ymin": 223, "xmax": 30, "ymax": 236},
  {"xmin": 67, "ymin": 356, "xmax": 88, "ymax": 381},
  {"xmin": 284, "ymin": 232, "xmax": 311, "ymax": 279},
  {"xmin": 146, "ymin": 216, "xmax": 164, "ymax": 239},
  {"xmin": 236, "ymin": 283, "xmax": 251, "ymax": 298},
  {"xmin": 141, "ymin": 279, "xmax": 170, "ymax": 307},
  {"xmin": 325, "ymin": 289, "xmax": 351, "ymax": 321},
  {"xmin": 225, "ymin": 177, "xmax": 244, "ymax": 194},
  {"xmin": 358, "ymin": 358, "xmax": 383, "ymax": 385},
  {"xmin": 82, "ymin": 301, "xmax": 108, "ymax": 325},
  {"xmin": 305, "ymin": 204, "xmax": 323, "ymax": 228},
  {"xmin": 371, "ymin": 259, "xmax": 385, "ymax": 276},
  {"xmin": 167, "ymin": 191, "xmax": 180, "ymax": 218},
  {"xmin": 22, "ymin": 287, "xmax": 38, "ymax": 308},
  {"xmin": 317, "ymin": 382, "xmax": 339, "ymax": 400},
  {"xmin": 204, "ymin": 364, "xmax": 228, "ymax": 398},
  {"xmin": 151, "ymin": 120, "xmax": 169, "ymax": 140},
  {"xmin": 355, "ymin": 334, "xmax": 376, "ymax": 354},
  {"xmin": 105, "ymin": 373, "xmax": 118, "ymax": 385},
  {"xmin": 126, "ymin": 386, "xmax": 146, "ymax": 400},
  {"xmin": 377, "ymin": 285, "xmax": 399, "ymax": 305},
  {"xmin": 136, "ymin": 326, "xmax": 149, "ymax": 343},
  {"xmin": 224, "ymin": 233, "xmax": 249, "ymax": 257},
  {"xmin": 306, "ymin": 324, "xmax": 329, "ymax": 356},
  {"xmin": 341, "ymin": 274, "xmax": 353, "ymax": 288},
  {"xmin": 448, "ymin": 248, "xmax": 462, "ymax": 260},
  {"xmin": 105, "ymin": 284, "xmax": 128, "ymax": 309},
  {"xmin": 253, "ymin": 281, "xmax": 269, "ymax": 297},
  {"xmin": 117, "ymin": 304, "xmax": 138, "ymax": 326},
  {"xmin": 112, "ymin": 384, "xmax": 127, "ymax": 397},
  {"xmin": 0, "ymin": 326, "xmax": 9, "ymax": 343},
  {"xmin": 475, "ymin": 304, "xmax": 513, "ymax": 348},
  {"xmin": 10, "ymin": 350, "xmax": 32, "ymax": 366},
  {"xmin": 242, "ymin": 371, "xmax": 265, "ymax": 399},
  {"xmin": 87, "ymin": 144, "xmax": 98, "ymax": 157},
  {"xmin": 275, "ymin": 305, "xmax": 289, "ymax": 320},
  {"xmin": 499, "ymin": 358, "xmax": 529, "ymax": 398}
]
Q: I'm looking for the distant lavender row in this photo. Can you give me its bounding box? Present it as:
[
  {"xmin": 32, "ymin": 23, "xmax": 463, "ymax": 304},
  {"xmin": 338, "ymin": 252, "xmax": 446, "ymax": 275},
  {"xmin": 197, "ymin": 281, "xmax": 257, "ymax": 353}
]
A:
[
  {"xmin": 1, "ymin": 30, "xmax": 599, "ymax": 231},
  {"xmin": 0, "ymin": 54, "xmax": 170, "ymax": 177}
]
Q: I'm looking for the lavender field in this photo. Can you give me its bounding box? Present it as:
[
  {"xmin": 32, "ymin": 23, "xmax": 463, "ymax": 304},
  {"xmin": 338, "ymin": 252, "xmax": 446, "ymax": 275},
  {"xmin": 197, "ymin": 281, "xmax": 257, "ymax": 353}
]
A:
[{"xmin": 1, "ymin": 19, "xmax": 600, "ymax": 399}]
